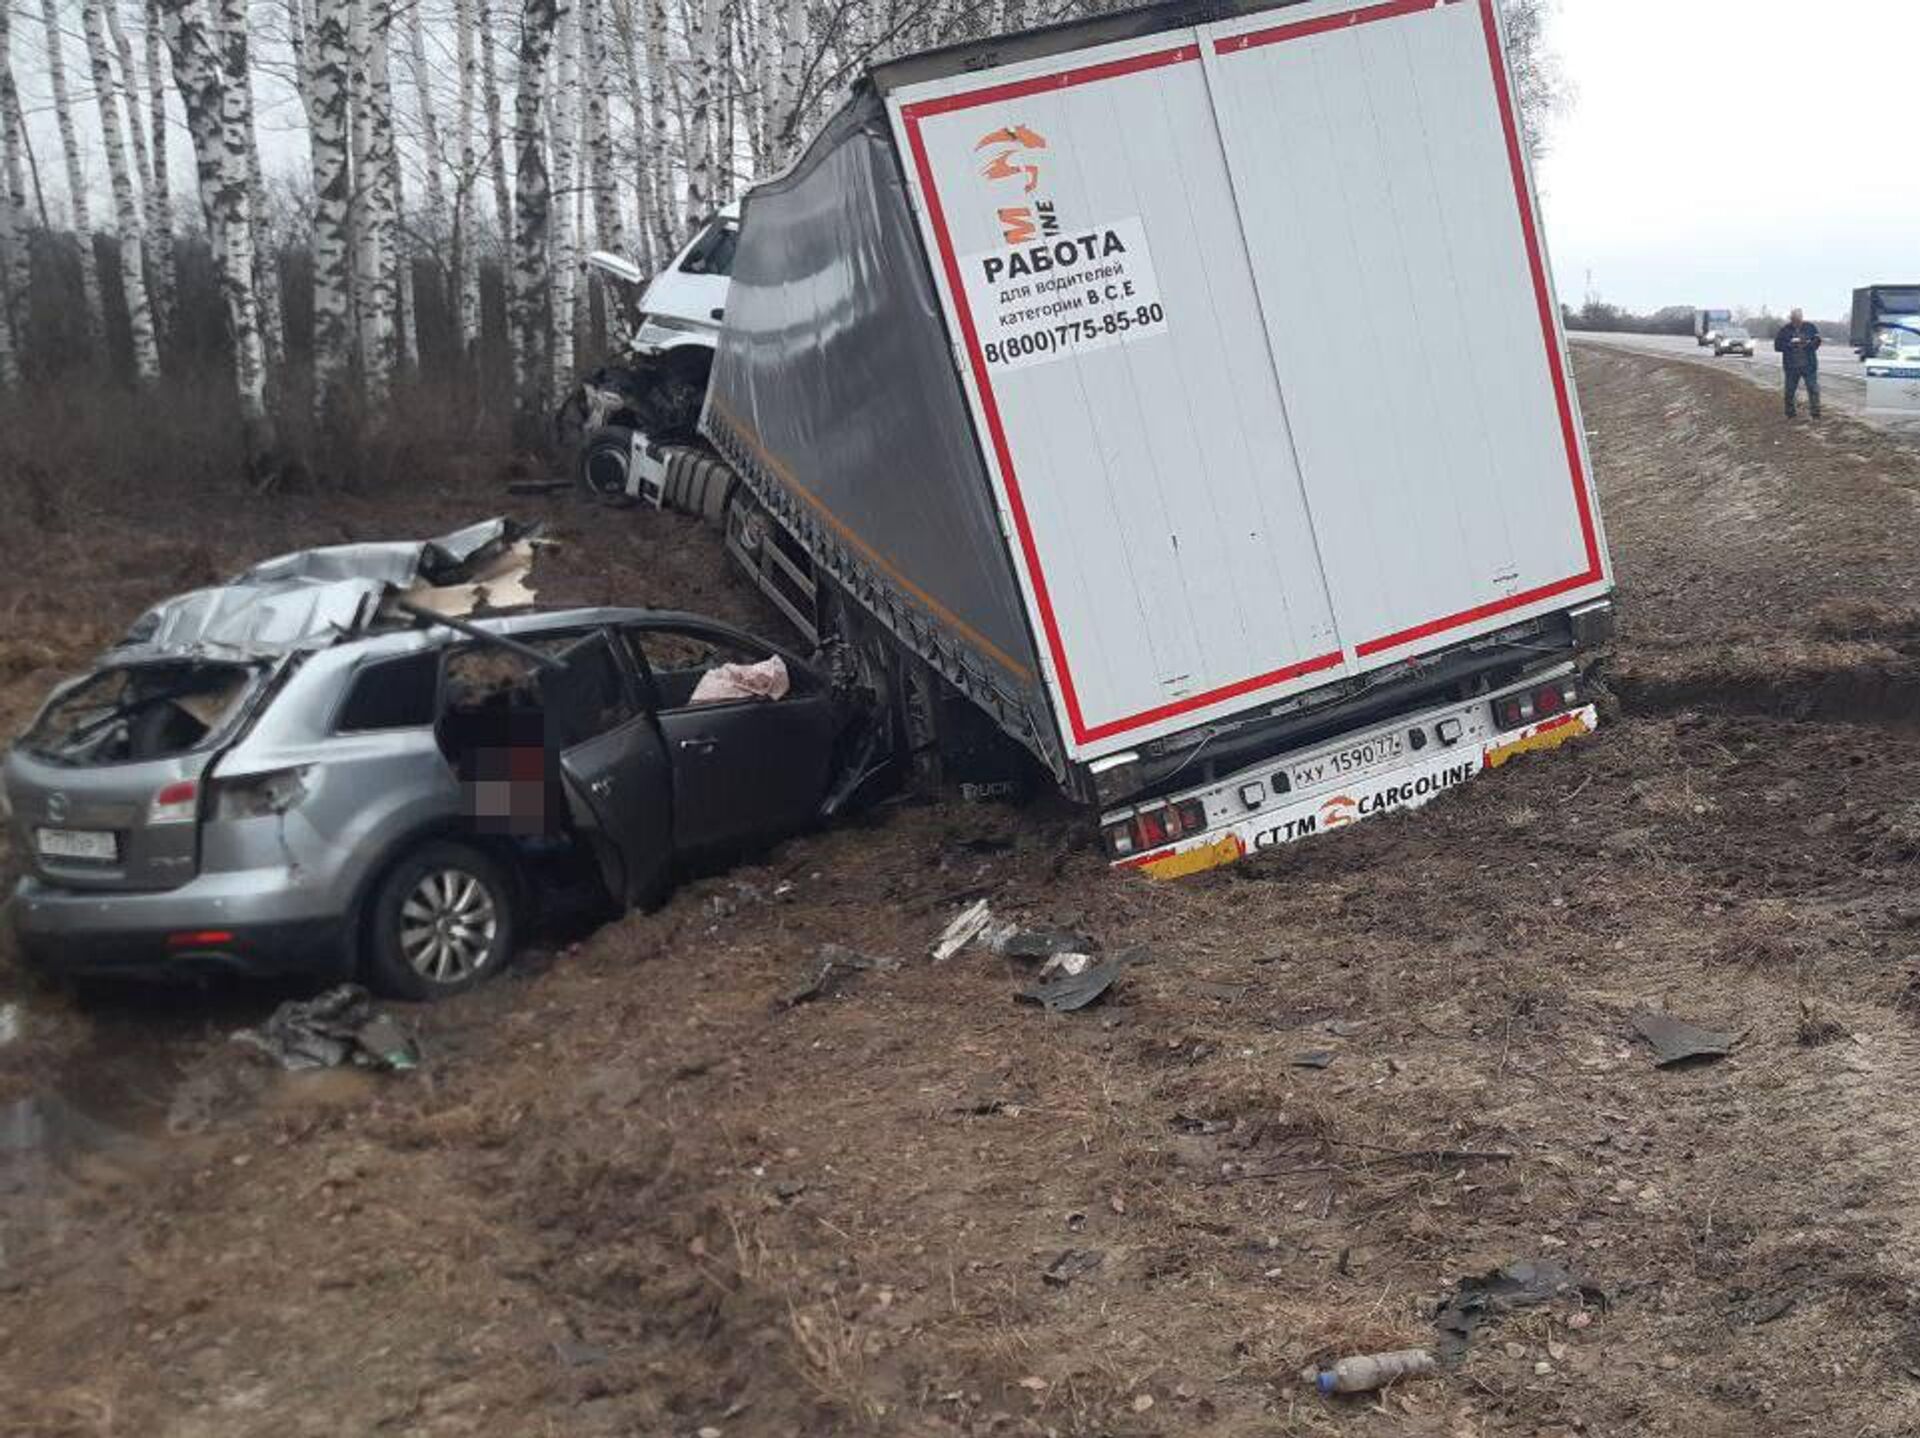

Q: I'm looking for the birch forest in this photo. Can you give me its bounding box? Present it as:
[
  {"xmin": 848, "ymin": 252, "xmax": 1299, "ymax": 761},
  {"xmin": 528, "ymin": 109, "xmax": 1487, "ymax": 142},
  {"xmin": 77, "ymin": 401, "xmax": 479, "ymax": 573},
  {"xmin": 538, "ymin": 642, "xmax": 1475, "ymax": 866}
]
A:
[{"xmin": 0, "ymin": 0, "xmax": 1558, "ymax": 469}]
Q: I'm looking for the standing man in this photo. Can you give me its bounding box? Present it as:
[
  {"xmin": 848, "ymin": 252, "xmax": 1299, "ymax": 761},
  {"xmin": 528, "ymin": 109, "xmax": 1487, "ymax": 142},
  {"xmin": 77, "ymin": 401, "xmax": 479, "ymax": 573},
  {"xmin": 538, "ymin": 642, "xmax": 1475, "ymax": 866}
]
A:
[{"xmin": 1775, "ymin": 308, "xmax": 1823, "ymax": 419}]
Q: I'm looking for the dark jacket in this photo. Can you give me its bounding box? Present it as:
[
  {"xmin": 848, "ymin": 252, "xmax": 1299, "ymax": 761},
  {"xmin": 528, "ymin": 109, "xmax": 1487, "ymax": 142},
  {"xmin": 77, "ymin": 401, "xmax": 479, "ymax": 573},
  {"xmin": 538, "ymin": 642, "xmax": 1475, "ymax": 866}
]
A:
[{"xmin": 1775, "ymin": 321, "xmax": 1822, "ymax": 373}]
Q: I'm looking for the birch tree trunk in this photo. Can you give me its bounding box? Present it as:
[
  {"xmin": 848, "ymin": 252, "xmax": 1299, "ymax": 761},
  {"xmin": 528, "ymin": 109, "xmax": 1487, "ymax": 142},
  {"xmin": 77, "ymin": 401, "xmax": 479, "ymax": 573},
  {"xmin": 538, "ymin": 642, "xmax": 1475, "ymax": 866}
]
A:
[
  {"xmin": 512, "ymin": 0, "xmax": 560, "ymax": 443},
  {"xmin": 213, "ymin": 0, "xmax": 282, "ymax": 372},
  {"xmin": 160, "ymin": 0, "xmax": 271, "ymax": 447},
  {"xmin": 770, "ymin": 0, "xmax": 803, "ymax": 162},
  {"xmin": 683, "ymin": 0, "xmax": 717, "ymax": 220},
  {"xmin": 453, "ymin": 0, "xmax": 479, "ymax": 354},
  {"xmin": 611, "ymin": 0, "xmax": 655, "ymax": 269},
  {"xmin": 549, "ymin": 0, "xmax": 579, "ymax": 396},
  {"xmin": 391, "ymin": 133, "xmax": 415, "ymax": 371},
  {"xmin": 286, "ymin": 0, "xmax": 311, "ymax": 112},
  {"xmin": 480, "ymin": 0, "xmax": 512, "ymax": 253},
  {"xmin": 582, "ymin": 0, "xmax": 622, "ymax": 256},
  {"xmin": 82, "ymin": 0, "xmax": 160, "ymax": 381},
  {"xmin": 352, "ymin": 0, "xmax": 398, "ymax": 400},
  {"xmin": 144, "ymin": 0, "xmax": 177, "ymax": 330},
  {"xmin": 308, "ymin": 0, "xmax": 353, "ymax": 419},
  {"xmin": 403, "ymin": 0, "xmax": 447, "ymax": 240},
  {"xmin": 0, "ymin": 0, "xmax": 25, "ymax": 386},
  {"xmin": 41, "ymin": 0, "xmax": 104, "ymax": 339},
  {"xmin": 644, "ymin": 0, "xmax": 672, "ymax": 251},
  {"xmin": 103, "ymin": 3, "xmax": 153, "ymax": 213}
]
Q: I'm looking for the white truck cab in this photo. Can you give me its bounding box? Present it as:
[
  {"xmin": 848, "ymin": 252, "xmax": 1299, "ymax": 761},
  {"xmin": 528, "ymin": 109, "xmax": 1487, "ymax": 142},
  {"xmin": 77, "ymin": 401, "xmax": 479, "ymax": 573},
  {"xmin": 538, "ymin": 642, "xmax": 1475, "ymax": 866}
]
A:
[{"xmin": 588, "ymin": 203, "xmax": 740, "ymax": 365}]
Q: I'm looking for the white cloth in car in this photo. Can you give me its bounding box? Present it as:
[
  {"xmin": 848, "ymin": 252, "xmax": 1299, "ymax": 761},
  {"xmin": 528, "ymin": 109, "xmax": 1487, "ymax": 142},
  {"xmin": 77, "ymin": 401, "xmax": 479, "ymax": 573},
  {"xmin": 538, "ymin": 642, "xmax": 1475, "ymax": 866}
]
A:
[{"xmin": 689, "ymin": 655, "xmax": 790, "ymax": 705}]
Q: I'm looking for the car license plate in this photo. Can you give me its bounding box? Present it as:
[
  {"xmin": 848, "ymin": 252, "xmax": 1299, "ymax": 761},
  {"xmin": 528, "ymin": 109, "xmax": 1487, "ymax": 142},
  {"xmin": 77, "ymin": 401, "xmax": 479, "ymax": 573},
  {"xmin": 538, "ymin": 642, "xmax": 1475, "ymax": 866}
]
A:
[
  {"xmin": 36, "ymin": 827, "xmax": 118, "ymax": 862},
  {"xmin": 1289, "ymin": 733, "xmax": 1406, "ymax": 791}
]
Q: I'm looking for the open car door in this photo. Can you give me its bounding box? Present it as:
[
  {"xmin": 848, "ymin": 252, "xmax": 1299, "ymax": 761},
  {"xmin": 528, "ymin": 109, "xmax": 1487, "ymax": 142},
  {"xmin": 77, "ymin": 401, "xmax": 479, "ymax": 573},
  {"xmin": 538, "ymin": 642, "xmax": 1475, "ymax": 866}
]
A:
[{"xmin": 541, "ymin": 633, "xmax": 674, "ymax": 906}]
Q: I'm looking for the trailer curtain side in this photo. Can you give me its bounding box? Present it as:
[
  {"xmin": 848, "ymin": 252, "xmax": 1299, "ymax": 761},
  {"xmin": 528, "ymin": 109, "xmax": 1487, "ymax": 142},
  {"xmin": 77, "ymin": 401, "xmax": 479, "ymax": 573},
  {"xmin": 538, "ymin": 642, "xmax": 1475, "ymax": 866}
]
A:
[{"xmin": 702, "ymin": 92, "xmax": 1063, "ymax": 775}]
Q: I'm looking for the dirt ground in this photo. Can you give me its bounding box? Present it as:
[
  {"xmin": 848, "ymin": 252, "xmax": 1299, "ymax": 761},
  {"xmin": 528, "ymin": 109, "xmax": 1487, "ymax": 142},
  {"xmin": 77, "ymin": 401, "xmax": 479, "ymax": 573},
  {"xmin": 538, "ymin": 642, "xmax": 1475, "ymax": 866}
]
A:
[{"xmin": 6, "ymin": 348, "xmax": 1920, "ymax": 1437}]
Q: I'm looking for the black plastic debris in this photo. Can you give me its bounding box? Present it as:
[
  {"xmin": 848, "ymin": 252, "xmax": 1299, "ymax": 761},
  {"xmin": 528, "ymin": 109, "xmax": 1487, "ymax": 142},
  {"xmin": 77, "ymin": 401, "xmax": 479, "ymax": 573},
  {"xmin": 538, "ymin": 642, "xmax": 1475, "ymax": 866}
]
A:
[
  {"xmin": 776, "ymin": 943, "xmax": 900, "ymax": 1009},
  {"xmin": 1291, "ymin": 1049, "xmax": 1336, "ymax": 1069},
  {"xmin": 1631, "ymin": 1008, "xmax": 1736, "ymax": 1067},
  {"xmin": 1000, "ymin": 927, "xmax": 1098, "ymax": 962},
  {"xmin": 1017, "ymin": 947, "xmax": 1143, "ymax": 1013},
  {"xmin": 231, "ymin": 985, "xmax": 420, "ymax": 1072},
  {"xmin": 1432, "ymin": 1258, "xmax": 1606, "ymax": 1365},
  {"xmin": 1041, "ymin": 1249, "xmax": 1105, "ymax": 1286}
]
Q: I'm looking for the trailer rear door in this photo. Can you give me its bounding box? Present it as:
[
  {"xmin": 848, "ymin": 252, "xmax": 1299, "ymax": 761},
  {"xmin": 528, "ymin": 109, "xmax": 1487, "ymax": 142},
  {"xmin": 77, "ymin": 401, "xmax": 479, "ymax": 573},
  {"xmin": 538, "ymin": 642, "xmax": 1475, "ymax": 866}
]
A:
[
  {"xmin": 1200, "ymin": 0, "xmax": 1607, "ymax": 666},
  {"xmin": 886, "ymin": 0, "xmax": 1608, "ymax": 763}
]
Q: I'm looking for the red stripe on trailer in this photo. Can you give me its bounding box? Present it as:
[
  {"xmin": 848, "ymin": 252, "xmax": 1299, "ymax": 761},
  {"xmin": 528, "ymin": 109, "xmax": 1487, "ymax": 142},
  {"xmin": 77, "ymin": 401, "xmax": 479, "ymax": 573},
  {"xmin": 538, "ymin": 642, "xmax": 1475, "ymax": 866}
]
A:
[
  {"xmin": 1213, "ymin": 0, "xmax": 1462, "ymax": 55},
  {"xmin": 897, "ymin": 42, "xmax": 1200, "ymax": 119},
  {"xmin": 1077, "ymin": 649, "xmax": 1342, "ymax": 744}
]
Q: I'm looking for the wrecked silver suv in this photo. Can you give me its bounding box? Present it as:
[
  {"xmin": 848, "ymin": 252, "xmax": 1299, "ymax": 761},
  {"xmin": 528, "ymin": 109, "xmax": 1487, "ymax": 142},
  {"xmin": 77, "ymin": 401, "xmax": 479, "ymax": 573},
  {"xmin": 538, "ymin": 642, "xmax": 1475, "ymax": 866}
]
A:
[{"xmin": 2, "ymin": 521, "xmax": 867, "ymax": 998}]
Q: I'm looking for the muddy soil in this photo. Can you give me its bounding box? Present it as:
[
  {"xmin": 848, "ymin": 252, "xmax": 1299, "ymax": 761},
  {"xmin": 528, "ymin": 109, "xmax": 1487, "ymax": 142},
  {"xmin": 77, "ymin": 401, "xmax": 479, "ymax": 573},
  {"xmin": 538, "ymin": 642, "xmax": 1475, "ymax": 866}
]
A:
[{"xmin": 5, "ymin": 349, "xmax": 1920, "ymax": 1436}]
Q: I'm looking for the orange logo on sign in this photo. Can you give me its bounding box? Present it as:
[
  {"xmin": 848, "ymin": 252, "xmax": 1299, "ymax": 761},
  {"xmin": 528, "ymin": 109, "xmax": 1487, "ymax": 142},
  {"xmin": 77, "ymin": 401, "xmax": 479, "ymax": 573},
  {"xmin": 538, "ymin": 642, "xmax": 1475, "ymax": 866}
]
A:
[
  {"xmin": 976, "ymin": 124, "xmax": 1056, "ymax": 245},
  {"xmin": 1319, "ymin": 795, "xmax": 1358, "ymax": 829},
  {"xmin": 975, "ymin": 124, "xmax": 1048, "ymax": 192}
]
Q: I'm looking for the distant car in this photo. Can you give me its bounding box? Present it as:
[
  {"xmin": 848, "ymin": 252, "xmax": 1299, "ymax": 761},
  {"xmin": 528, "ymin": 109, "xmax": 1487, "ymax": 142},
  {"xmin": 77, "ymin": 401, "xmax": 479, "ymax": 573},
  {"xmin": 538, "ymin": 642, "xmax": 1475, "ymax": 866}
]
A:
[
  {"xmin": 1713, "ymin": 327, "xmax": 1754, "ymax": 357},
  {"xmin": 2, "ymin": 525, "xmax": 867, "ymax": 998}
]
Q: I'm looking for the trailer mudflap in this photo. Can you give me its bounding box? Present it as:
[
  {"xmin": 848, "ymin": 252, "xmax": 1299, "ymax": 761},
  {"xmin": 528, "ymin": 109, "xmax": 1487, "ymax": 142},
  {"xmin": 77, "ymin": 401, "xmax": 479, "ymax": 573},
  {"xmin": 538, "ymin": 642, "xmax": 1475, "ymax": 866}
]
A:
[{"xmin": 1115, "ymin": 703, "xmax": 1599, "ymax": 881}]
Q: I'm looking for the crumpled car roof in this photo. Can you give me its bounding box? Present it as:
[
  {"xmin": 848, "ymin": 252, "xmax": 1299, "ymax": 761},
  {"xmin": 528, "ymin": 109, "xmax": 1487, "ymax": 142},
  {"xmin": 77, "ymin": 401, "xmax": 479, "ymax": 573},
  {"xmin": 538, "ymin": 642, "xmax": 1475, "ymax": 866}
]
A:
[{"xmin": 113, "ymin": 519, "xmax": 537, "ymax": 662}]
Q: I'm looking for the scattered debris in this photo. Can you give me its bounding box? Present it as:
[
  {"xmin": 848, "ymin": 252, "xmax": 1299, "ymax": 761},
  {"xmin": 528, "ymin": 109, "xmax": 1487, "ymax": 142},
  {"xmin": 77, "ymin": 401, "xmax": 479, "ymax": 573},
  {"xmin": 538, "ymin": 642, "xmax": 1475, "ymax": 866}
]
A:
[
  {"xmin": 506, "ymin": 478, "xmax": 571, "ymax": 495},
  {"xmin": 1324, "ymin": 1018, "xmax": 1367, "ymax": 1037},
  {"xmin": 1631, "ymin": 1008, "xmax": 1736, "ymax": 1067},
  {"xmin": 1036, "ymin": 951, "xmax": 1092, "ymax": 979},
  {"xmin": 231, "ymin": 985, "xmax": 420, "ymax": 1072},
  {"xmin": 1171, "ymin": 1112, "xmax": 1232, "ymax": 1135},
  {"xmin": 1017, "ymin": 948, "xmax": 1144, "ymax": 1013},
  {"xmin": 1305, "ymin": 1348, "xmax": 1437, "ymax": 1396},
  {"xmin": 1291, "ymin": 1049, "xmax": 1336, "ymax": 1069},
  {"xmin": 931, "ymin": 899, "xmax": 1017, "ymax": 961},
  {"xmin": 1041, "ymin": 1249, "xmax": 1105, "ymax": 1286},
  {"xmin": 776, "ymin": 943, "xmax": 900, "ymax": 1009},
  {"xmin": 1000, "ymin": 927, "xmax": 1097, "ymax": 962},
  {"xmin": 1432, "ymin": 1259, "xmax": 1605, "ymax": 1365}
]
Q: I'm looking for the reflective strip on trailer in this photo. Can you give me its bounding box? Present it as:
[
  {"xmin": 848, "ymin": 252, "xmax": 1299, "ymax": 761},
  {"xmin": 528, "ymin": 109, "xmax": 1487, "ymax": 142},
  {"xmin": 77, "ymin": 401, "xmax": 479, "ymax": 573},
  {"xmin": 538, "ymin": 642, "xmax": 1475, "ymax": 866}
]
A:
[{"xmin": 1118, "ymin": 705, "xmax": 1599, "ymax": 879}]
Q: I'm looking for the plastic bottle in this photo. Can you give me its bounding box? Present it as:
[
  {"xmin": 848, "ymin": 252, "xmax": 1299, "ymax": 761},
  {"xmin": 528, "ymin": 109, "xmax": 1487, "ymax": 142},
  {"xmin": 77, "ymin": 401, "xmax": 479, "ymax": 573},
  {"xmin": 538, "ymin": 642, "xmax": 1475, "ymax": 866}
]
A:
[{"xmin": 1310, "ymin": 1348, "xmax": 1438, "ymax": 1395}]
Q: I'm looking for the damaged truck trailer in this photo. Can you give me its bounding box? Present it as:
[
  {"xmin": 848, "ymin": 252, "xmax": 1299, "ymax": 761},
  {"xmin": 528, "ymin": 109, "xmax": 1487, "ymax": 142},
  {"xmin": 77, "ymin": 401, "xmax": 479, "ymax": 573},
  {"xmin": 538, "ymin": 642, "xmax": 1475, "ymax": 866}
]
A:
[{"xmin": 699, "ymin": 0, "xmax": 1615, "ymax": 877}]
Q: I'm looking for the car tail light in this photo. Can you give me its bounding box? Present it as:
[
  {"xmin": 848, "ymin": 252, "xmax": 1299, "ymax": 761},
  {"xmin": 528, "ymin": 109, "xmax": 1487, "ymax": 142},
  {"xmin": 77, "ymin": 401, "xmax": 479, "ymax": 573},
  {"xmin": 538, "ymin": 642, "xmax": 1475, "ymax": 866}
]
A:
[
  {"xmin": 148, "ymin": 779, "xmax": 200, "ymax": 825},
  {"xmin": 167, "ymin": 930, "xmax": 234, "ymax": 949},
  {"xmin": 1105, "ymin": 821, "xmax": 1137, "ymax": 857}
]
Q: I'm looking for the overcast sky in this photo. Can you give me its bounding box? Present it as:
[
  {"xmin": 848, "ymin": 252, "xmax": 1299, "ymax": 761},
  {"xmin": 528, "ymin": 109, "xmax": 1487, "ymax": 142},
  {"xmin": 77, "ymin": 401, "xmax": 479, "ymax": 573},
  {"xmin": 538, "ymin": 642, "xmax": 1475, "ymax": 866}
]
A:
[{"xmin": 1536, "ymin": 0, "xmax": 1919, "ymax": 320}]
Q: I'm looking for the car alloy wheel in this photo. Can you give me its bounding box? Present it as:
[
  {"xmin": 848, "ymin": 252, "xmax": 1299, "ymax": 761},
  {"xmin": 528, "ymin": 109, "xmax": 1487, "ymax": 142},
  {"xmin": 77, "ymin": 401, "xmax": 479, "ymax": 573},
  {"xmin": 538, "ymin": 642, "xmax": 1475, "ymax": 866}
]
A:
[{"xmin": 398, "ymin": 867, "xmax": 499, "ymax": 983}]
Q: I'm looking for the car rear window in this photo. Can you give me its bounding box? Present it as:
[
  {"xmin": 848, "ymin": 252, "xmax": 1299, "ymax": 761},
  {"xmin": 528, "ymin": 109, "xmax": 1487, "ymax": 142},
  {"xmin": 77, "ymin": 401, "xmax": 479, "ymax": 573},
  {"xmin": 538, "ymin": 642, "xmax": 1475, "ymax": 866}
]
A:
[
  {"xmin": 21, "ymin": 661, "xmax": 260, "ymax": 765},
  {"xmin": 336, "ymin": 651, "xmax": 439, "ymax": 732}
]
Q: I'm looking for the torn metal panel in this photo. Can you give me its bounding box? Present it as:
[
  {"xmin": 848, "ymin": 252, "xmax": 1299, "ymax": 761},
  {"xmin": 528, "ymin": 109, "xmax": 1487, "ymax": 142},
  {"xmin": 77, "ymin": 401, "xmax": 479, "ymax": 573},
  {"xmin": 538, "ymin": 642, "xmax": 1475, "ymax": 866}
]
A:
[{"xmin": 114, "ymin": 520, "xmax": 537, "ymax": 662}]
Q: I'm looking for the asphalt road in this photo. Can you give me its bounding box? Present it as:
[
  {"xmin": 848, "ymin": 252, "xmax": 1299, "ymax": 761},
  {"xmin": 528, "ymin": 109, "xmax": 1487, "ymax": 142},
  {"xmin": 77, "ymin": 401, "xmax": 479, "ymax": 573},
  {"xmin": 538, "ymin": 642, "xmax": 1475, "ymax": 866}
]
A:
[{"xmin": 1569, "ymin": 329, "xmax": 1919, "ymax": 429}]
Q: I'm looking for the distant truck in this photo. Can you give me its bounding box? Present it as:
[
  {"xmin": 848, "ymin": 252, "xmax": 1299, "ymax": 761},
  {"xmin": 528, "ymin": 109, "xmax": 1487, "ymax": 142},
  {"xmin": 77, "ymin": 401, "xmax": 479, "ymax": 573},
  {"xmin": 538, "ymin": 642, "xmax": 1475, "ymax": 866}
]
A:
[
  {"xmin": 668, "ymin": 0, "xmax": 1616, "ymax": 877},
  {"xmin": 1851, "ymin": 285, "xmax": 1920, "ymax": 360},
  {"xmin": 1694, "ymin": 308, "xmax": 1733, "ymax": 347}
]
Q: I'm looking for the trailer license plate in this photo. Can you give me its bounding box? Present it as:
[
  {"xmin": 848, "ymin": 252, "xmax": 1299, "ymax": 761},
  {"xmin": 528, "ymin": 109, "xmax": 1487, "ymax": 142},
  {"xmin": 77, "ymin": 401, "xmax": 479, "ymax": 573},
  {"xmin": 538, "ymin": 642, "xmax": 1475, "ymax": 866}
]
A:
[
  {"xmin": 1289, "ymin": 734, "xmax": 1406, "ymax": 791},
  {"xmin": 36, "ymin": 828, "xmax": 117, "ymax": 862}
]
